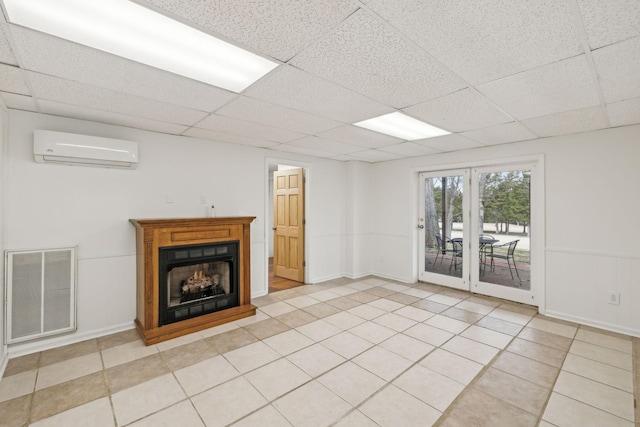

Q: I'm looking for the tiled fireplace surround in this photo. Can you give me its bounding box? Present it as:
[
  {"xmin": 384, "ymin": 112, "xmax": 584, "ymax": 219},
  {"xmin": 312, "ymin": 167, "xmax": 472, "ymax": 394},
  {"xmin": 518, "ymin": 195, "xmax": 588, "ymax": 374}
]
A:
[{"xmin": 1, "ymin": 276, "xmax": 638, "ymax": 427}]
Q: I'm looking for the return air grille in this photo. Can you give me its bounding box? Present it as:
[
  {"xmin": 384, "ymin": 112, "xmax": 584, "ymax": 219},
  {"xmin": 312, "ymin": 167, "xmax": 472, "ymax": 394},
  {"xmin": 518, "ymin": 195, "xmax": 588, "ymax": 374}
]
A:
[{"xmin": 5, "ymin": 247, "xmax": 77, "ymax": 344}]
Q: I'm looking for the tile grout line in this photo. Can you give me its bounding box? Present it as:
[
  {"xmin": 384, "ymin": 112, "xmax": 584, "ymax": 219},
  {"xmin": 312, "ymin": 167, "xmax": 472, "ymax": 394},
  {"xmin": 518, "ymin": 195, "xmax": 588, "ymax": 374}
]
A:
[
  {"xmin": 539, "ymin": 325, "xmax": 637, "ymax": 425},
  {"xmin": 530, "ymin": 326, "xmax": 577, "ymax": 427},
  {"xmin": 9, "ymin": 279, "xmax": 632, "ymax": 426},
  {"xmin": 432, "ymin": 313, "xmax": 547, "ymax": 426}
]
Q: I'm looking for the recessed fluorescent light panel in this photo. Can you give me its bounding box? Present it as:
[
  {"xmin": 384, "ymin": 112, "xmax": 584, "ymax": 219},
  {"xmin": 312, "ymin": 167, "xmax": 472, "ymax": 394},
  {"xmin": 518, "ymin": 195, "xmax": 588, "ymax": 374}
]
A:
[
  {"xmin": 354, "ymin": 112, "xmax": 450, "ymax": 140},
  {"xmin": 3, "ymin": 0, "xmax": 279, "ymax": 92}
]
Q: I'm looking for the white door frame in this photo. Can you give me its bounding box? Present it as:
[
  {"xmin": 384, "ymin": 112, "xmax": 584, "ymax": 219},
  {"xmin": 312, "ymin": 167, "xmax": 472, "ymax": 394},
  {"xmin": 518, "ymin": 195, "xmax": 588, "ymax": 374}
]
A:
[
  {"xmin": 265, "ymin": 158, "xmax": 312, "ymax": 292},
  {"xmin": 470, "ymin": 162, "xmax": 542, "ymax": 306},
  {"xmin": 418, "ymin": 168, "xmax": 470, "ymax": 291},
  {"xmin": 412, "ymin": 155, "xmax": 545, "ymax": 312}
]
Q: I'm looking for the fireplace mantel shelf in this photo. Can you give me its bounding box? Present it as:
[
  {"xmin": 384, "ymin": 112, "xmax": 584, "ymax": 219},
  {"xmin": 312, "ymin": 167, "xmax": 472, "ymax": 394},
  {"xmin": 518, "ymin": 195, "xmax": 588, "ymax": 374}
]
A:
[
  {"xmin": 129, "ymin": 216, "xmax": 256, "ymax": 228},
  {"xmin": 130, "ymin": 216, "xmax": 256, "ymax": 345}
]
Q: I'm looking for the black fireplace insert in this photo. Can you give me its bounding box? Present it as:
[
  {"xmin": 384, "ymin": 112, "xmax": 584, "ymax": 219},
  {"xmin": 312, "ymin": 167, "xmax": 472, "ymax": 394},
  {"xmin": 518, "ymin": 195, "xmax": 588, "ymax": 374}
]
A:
[{"xmin": 158, "ymin": 241, "xmax": 239, "ymax": 326}]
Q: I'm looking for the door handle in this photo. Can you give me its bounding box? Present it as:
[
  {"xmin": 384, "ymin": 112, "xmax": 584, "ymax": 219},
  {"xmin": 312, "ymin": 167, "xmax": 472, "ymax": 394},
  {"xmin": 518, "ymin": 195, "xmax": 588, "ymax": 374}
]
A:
[
  {"xmin": 417, "ymin": 225, "xmax": 424, "ymax": 229},
  {"xmin": 272, "ymin": 227, "xmax": 277, "ymax": 231}
]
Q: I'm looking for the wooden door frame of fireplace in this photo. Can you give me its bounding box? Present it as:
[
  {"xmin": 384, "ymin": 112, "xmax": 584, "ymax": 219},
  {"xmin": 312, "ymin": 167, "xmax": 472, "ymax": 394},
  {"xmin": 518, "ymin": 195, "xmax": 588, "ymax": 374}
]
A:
[{"xmin": 130, "ymin": 216, "xmax": 257, "ymax": 345}]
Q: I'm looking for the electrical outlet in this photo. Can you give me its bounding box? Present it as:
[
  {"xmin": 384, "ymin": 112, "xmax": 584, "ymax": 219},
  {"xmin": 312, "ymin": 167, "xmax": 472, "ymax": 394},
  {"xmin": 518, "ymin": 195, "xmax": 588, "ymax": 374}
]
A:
[
  {"xmin": 200, "ymin": 195, "xmax": 207, "ymax": 204},
  {"xmin": 607, "ymin": 292, "xmax": 620, "ymax": 305},
  {"xmin": 166, "ymin": 193, "xmax": 174, "ymax": 203}
]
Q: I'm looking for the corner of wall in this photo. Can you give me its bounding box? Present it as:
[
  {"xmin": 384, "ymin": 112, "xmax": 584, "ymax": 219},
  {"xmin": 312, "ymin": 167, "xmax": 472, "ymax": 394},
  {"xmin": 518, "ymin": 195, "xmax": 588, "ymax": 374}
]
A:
[{"xmin": 0, "ymin": 107, "xmax": 8, "ymax": 373}]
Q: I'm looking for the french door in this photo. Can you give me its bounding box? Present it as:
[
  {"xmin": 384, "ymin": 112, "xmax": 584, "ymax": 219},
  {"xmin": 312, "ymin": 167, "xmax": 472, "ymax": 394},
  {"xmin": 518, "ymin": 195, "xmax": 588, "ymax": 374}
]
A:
[
  {"xmin": 418, "ymin": 169, "xmax": 470, "ymax": 291},
  {"xmin": 419, "ymin": 162, "xmax": 540, "ymax": 305}
]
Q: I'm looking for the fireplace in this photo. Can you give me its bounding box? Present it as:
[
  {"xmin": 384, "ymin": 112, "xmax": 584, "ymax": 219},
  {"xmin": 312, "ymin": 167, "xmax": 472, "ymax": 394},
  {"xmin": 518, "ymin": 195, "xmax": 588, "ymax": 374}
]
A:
[
  {"xmin": 130, "ymin": 217, "xmax": 256, "ymax": 345},
  {"xmin": 159, "ymin": 241, "xmax": 239, "ymax": 326}
]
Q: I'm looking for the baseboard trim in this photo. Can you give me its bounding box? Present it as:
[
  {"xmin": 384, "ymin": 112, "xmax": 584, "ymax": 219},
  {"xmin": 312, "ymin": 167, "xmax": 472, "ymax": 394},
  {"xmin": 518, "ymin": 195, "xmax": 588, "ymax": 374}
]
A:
[
  {"xmin": 0, "ymin": 345, "xmax": 8, "ymax": 379},
  {"xmin": 7, "ymin": 322, "xmax": 136, "ymax": 358},
  {"xmin": 344, "ymin": 271, "xmax": 414, "ymax": 284},
  {"xmin": 544, "ymin": 310, "xmax": 640, "ymax": 338}
]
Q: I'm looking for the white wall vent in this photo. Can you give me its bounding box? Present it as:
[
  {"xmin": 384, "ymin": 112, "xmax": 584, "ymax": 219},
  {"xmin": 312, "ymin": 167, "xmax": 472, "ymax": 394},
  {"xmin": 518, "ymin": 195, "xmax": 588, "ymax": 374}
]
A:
[
  {"xmin": 5, "ymin": 247, "xmax": 77, "ymax": 344},
  {"xmin": 34, "ymin": 130, "xmax": 139, "ymax": 169}
]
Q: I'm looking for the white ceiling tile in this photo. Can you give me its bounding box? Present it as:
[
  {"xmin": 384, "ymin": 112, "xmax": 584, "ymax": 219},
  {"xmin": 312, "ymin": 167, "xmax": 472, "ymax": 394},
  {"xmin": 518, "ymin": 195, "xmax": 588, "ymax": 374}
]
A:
[
  {"xmin": 8, "ymin": 25, "xmax": 236, "ymax": 112},
  {"xmin": 0, "ymin": 92, "xmax": 38, "ymax": 111},
  {"xmin": 348, "ymin": 149, "xmax": 404, "ymax": 162},
  {"xmin": 0, "ymin": 23, "xmax": 18, "ymax": 65},
  {"xmin": 369, "ymin": 0, "xmax": 582, "ymax": 85},
  {"xmin": 403, "ymin": 88, "xmax": 513, "ymax": 133},
  {"xmin": 245, "ymin": 65, "xmax": 393, "ymax": 122},
  {"xmin": 28, "ymin": 72, "xmax": 208, "ymax": 126},
  {"xmin": 183, "ymin": 127, "xmax": 279, "ymax": 148},
  {"xmin": 270, "ymin": 143, "xmax": 337, "ymax": 159},
  {"xmin": 0, "ymin": 2, "xmax": 635, "ymax": 163},
  {"xmin": 216, "ymin": 96, "xmax": 340, "ymax": 135},
  {"xmin": 38, "ymin": 99, "xmax": 189, "ymax": 135},
  {"xmin": 378, "ymin": 142, "xmax": 439, "ymax": 157},
  {"xmin": 606, "ymin": 97, "xmax": 640, "ymax": 128},
  {"xmin": 478, "ymin": 55, "xmax": 600, "ymax": 120},
  {"xmin": 0, "ymin": 64, "xmax": 30, "ymax": 95},
  {"xmin": 460, "ymin": 122, "xmax": 538, "ymax": 146},
  {"xmin": 138, "ymin": 0, "xmax": 360, "ymax": 62},
  {"xmin": 284, "ymin": 136, "xmax": 362, "ymax": 155},
  {"xmin": 290, "ymin": 10, "xmax": 466, "ymax": 108},
  {"xmin": 414, "ymin": 134, "xmax": 483, "ymax": 152},
  {"xmin": 195, "ymin": 114, "xmax": 304, "ymax": 143},
  {"xmin": 338, "ymin": 155, "xmax": 376, "ymax": 163},
  {"xmin": 316, "ymin": 125, "xmax": 402, "ymax": 149},
  {"xmin": 577, "ymin": 0, "xmax": 640, "ymax": 49},
  {"xmin": 326, "ymin": 154, "xmax": 355, "ymax": 162},
  {"xmin": 521, "ymin": 106, "xmax": 609, "ymax": 137},
  {"xmin": 592, "ymin": 36, "xmax": 640, "ymax": 103}
]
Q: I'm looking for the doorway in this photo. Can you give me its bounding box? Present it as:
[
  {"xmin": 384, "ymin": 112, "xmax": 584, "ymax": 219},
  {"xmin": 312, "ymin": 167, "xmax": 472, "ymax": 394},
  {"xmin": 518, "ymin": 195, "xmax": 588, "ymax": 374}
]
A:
[
  {"xmin": 267, "ymin": 162, "xmax": 308, "ymax": 293},
  {"xmin": 418, "ymin": 160, "xmax": 542, "ymax": 306}
]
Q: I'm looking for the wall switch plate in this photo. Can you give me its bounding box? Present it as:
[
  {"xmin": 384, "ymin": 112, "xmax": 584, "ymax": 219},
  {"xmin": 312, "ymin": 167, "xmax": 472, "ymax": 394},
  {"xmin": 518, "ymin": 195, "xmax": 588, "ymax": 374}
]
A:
[{"xmin": 607, "ymin": 292, "xmax": 620, "ymax": 305}]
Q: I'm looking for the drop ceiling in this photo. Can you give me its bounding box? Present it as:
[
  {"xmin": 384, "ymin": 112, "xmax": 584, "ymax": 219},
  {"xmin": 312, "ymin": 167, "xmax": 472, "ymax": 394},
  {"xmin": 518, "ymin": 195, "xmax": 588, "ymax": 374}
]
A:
[{"xmin": 0, "ymin": 0, "xmax": 638, "ymax": 162}]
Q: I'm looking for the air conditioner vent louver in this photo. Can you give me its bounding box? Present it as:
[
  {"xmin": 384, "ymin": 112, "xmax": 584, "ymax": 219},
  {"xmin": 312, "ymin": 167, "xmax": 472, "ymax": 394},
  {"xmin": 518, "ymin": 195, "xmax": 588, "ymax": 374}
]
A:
[{"xmin": 34, "ymin": 130, "xmax": 138, "ymax": 169}]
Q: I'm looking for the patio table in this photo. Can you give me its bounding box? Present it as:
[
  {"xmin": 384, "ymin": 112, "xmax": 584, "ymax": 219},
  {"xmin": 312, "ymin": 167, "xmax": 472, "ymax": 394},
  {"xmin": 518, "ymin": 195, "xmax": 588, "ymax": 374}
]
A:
[{"xmin": 451, "ymin": 236, "xmax": 499, "ymax": 273}]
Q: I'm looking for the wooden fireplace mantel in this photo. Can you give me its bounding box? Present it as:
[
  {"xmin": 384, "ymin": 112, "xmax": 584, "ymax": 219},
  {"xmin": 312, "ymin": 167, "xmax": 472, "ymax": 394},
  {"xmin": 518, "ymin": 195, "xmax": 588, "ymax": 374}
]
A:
[{"xmin": 130, "ymin": 217, "xmax": 256, "ymax": 345}]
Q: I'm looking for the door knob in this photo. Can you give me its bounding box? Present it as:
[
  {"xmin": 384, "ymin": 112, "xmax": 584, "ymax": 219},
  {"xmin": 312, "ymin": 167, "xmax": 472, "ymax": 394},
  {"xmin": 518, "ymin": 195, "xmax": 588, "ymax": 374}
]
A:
[
  {"xmin": 272, "ymin": 227, "xmax": 277, "ymax": 230},
  {"xmin": 417, "ymin": 225, "xmax": 424, "ymax": 229}
]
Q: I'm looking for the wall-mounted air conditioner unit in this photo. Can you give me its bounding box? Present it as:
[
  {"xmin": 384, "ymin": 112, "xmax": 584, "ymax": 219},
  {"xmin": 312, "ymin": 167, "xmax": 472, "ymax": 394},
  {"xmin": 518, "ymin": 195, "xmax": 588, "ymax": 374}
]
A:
[{"xmin": 34, "ymin": 130, "xmax": 139, "ymax": 169}]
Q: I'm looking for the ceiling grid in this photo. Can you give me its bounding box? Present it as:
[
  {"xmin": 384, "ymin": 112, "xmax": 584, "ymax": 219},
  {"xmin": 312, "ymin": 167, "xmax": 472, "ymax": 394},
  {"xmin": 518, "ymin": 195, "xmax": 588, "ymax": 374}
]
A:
[{"xmin": 0, "ymin": 0, "xmax": 638, "ymax": 162}]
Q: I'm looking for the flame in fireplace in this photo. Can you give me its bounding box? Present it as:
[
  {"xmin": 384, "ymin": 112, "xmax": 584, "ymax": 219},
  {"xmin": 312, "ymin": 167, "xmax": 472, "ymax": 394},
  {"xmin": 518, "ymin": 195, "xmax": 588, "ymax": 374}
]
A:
[
  {"xmin": 183, "ymin": 269, "xmax": 213, "ymax": 293},
  {"xmin": 190, "ymin": 269, "xmax": 206, "ymax": 282}
]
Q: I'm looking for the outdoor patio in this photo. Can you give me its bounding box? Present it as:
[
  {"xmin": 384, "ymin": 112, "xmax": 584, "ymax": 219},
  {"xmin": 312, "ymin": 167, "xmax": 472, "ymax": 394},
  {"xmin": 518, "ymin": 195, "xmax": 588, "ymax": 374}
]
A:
[{"xmin": 425, "ymin": 251, "xmax": 531, "ymax": 290}]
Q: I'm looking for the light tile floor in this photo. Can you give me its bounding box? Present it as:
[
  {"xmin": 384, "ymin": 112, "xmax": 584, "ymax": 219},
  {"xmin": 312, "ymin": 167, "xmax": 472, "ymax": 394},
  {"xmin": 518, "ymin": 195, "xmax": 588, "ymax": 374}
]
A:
[{"xmin": 1, "ymin": 277, "xmax": 637, "ymax": 427}]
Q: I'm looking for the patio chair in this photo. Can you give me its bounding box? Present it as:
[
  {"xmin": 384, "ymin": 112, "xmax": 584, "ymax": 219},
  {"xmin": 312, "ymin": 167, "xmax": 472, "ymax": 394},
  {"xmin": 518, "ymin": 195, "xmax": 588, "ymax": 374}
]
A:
[
  {"xmin": 488, "ymin": 239, "xmax": 520, "ymax": 280},
  {"xmin": 434, "ymin": 234, "xmax": 452, "ymax": 265},
  {"xmin": 479, "ymin": 234, "xmax": 496, "ymax": 274},
  {"xmin": 449, "ymin": 239, "xmax": 463, "ymax": 272}
]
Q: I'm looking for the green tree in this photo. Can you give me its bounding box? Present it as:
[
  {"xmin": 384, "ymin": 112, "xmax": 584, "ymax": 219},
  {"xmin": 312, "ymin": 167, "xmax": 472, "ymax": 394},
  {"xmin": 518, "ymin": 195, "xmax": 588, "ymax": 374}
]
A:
[{"xmin": 481, "ymin": 171, "xmax": 529, "ymax": 235}]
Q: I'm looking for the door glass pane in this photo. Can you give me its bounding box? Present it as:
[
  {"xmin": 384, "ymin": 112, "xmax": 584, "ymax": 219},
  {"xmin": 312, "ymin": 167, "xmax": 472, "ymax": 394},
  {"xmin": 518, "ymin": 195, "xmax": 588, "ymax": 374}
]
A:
[
  {"xmin": 478, "ymin": 170, "xmax": 531, "ymax": 289},
  {"xmin": 424, "ymin": 175, "xmax": 464, "ymax": 278}
]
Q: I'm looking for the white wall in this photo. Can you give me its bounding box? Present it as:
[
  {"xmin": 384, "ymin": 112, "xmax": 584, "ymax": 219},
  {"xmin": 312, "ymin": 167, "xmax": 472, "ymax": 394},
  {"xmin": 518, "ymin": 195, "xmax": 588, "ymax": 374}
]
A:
[
  {"xmin": 5, "ymin": 110, "xmax": 348, "ymax": 355},
  {"xmin": 367, "ymin": 125, "xmax": 640, "ymax": 336},
  {"xmin": 5, "ymin": 108, "xmax": 638, "ymax": 356},
  {"xmin": 0, "ymin": 107, "xmax": 7, "ymax": 375},
  {"xmin": 344, "ymin": 161, "xmax": 373, "ymax": 278},
  {"xmin": 304, "ymin": 159, "xmax": 349, "ymax": 283}
]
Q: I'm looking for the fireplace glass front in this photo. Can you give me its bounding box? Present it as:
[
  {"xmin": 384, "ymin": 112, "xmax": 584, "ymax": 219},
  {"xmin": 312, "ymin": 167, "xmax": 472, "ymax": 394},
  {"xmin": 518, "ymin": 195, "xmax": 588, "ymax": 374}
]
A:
[{"xmin": 158, "ymin": 241, "xmax": 239, "ymax": 326}]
